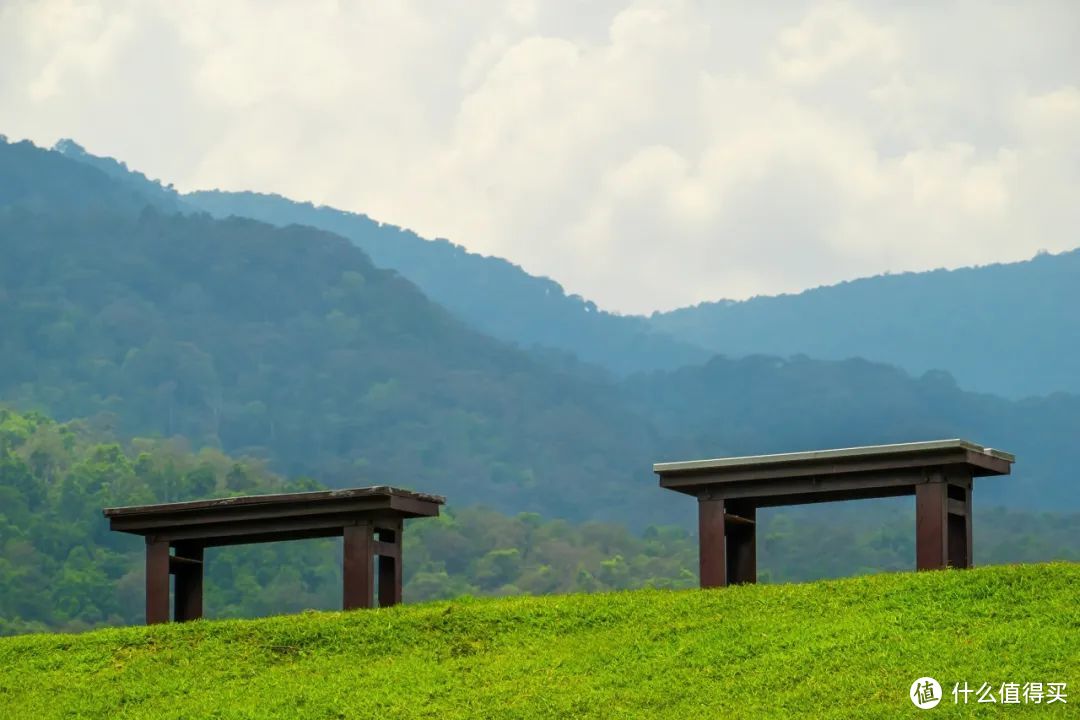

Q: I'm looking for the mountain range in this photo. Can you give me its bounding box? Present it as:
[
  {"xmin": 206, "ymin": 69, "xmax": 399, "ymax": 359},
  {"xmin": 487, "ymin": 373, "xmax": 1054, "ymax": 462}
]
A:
[
  {"xmin": 55, "ymin": 139, "xmax": 1080, "ymax": 399},
  {"xmin": 0, "ymin": 135, "xmax": 1076, "ymax": 519},
  {"xmin": 650, "ymin": 251, "xmax": 1080, "ymax": 399}
]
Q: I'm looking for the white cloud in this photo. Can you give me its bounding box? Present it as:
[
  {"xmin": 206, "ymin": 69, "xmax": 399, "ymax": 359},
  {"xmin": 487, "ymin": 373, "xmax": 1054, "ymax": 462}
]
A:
[
  {"xmin": 771, "ymin": 1, "xmax": 900, "ymax": 85},
  {"xmin": 1, "ymin": 0, "xmax": 1078, "ymax": 314}
]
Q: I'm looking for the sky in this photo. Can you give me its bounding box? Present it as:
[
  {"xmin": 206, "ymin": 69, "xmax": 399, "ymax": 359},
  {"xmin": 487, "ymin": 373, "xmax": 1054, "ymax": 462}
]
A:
[{"xmin": 1, "ymin": 0, "xmax": 1078, "ymax": 315}]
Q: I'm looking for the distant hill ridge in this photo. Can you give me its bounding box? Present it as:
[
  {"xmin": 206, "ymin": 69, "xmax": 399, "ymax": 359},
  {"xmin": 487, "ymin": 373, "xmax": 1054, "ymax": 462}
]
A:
[
  {"xmin": 650, "ymin": 248, "xmax": 1080, "ymax": 398},
  {"xmin": 46, "ymin": 138, "xmax": 708, "ymax": 376}
]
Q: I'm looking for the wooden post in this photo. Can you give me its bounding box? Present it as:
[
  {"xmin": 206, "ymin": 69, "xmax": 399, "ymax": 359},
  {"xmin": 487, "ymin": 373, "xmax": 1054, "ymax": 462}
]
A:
[
  {"xmin": 377, "ymin": 521, "xmax": 403, "ymax": 607},
  {"xmin": 725, "ymin": 502, "xmax": 757, "ymax": 585},
  {"xmin": 946, "ymin": 478, "xmax": 973, "ymax": 569},
  {"xmin": 964, "ymin": 482, "xmax": 973, "ymax": 566},
  {"xmin": 915, "ymin": 479, "xmax": 948, "ymax": 570},
  {"xmin": 698, "ymin": 496, "xmax": 727, "ymax": 588},
  {"xmin": 145, "ymin": 538, "xmax": 171, "ymax": 624},
  {"xmin": 172, "ymin": 543, "xmax": 204, "ymax": 622},
  {"xmin": 343, "ymin": 522, "xmax": 374, "ymax": 610}
]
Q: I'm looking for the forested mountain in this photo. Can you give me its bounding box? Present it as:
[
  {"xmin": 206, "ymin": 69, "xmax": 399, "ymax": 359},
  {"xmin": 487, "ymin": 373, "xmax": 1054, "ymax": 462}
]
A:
[
  {"xmin": 57, "ymin": 140, "xmax": 1080, "ymax": 400},
  {"xmin": 0, "ymin": 138, "xmax": 170, "ymax": 216},
  {"xmin": 51, "ymin": 140, "xmax": 711, "ymax": 376},
  {"xmin": 650, "ymin": 250, "xmax": 1080, "ymax": 399},
  {"xmin": 51, "ymin": 139, "xmax": 194, "ymax": 215},
  {"xmin": 181, "ymin": 190, "xmax": 710, "ymax": 375}
]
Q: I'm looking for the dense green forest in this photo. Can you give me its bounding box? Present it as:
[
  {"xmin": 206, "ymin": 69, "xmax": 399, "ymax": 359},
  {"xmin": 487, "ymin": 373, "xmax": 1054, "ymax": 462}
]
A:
[
  {"xmin": 3, "ymin": 407, "xmax": 1077, "ymax": 636},
  {"xmin": 651, "ymin": 248, "xmax": 1080, "ymax": 398}
]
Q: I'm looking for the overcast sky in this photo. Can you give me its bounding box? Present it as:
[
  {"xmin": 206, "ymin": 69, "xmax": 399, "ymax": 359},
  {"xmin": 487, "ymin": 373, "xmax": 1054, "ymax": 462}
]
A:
[{"xmin": 1, "ymin": 1, "xmax": 1078, "ymax": 314}]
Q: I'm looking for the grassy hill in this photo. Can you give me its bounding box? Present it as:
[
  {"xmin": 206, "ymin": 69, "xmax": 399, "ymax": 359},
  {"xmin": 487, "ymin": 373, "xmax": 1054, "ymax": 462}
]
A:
[{"xmin": 2, "ymin": 563, "xmax": 1075, "ymax": 718}]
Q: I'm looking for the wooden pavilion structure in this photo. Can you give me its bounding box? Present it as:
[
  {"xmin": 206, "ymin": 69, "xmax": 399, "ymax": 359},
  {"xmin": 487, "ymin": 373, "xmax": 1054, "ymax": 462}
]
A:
[
  {"xmin": 654, "ymin": 439, "xmax": 1014, "ymax": 587},
  {"xmin": 103, "ymin": 486, "xmax": 445, "ymax": 624}
]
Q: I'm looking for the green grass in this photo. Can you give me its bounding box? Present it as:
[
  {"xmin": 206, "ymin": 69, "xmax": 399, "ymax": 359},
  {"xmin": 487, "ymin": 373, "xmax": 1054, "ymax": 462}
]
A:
[{"xmin": 1, "ymin": 563, "xmax": 1077, "ymax": 719}]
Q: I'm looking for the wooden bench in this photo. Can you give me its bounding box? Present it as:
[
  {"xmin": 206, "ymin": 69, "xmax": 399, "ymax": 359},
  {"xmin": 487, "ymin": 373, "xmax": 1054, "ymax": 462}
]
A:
[
  {"xmin": 104, "ymin": 486, "xmax": 445, "ymax": 624},
  {"xmin": 653, "ymin": 439, "xmax": 1014, "ymax": 587}
]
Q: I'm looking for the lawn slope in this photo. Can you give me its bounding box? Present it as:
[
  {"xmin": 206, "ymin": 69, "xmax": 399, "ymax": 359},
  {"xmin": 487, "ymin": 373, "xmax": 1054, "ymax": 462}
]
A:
[{"xmin": 1, "ymin": 563, "xmax": 1077, "ymax": 718}]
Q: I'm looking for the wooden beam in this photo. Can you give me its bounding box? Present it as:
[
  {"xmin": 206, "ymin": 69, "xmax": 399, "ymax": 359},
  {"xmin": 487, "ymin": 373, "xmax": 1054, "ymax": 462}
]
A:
[
  {"xmin": 723, "ymin": 512, "xmax": 756, "ymax": 527},
  {"xmin": 695, "ymin": 471, "xmax": 925, "ymax": 506},
  {"xmin": 168, "ymin": 554, "xmax": 204, "ymax": 570},
  {"xmin": 947, "ymin": 498, "xmax": 967, "ymax": 517},
  {"xmin": 105, "ymin": 486, "xmax": 445, "ymax": 519},
  {"xmin": 661, "ymin": 450, "xmax": 979, "ymax": 489},
  {"xmin": 108, "ymin": 497, "xmax": 390, "ymax": 533},
  {"xmin": 142, "ymin": 514, "xmax": 379, "ymax": 545},
  {"xmin": 373, "ymin": 540, "xmax": 400, "ymax": 559}
]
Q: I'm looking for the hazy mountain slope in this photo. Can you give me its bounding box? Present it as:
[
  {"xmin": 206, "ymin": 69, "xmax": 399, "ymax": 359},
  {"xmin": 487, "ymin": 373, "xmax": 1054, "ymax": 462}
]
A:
[
  {"xmin": 52, "ymin": 139, "xmax": 194, "ymax": 215},
  {"xmin": 651, "ymin": 252, "xmax": 1080, "ymax": 398},
  {"xmin": 0, "ymin": 138, "xmax": 173, "ymax": 216},
  {"xmin": 183, "ymin": 189, "xmax": 711, "ymax": 375},
  {"xmin": 1, "ymin": 138, "xmax": 661, "ymax": 523},
  {"xmin": 53, "ymin": 138, "xmax": 1080, "ymax": 398}
]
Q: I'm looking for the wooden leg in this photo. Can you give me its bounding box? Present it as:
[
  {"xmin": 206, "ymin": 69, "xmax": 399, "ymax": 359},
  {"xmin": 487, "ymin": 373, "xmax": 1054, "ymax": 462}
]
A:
[
  {"xmin": 145, "ymin": 538, "xmax": 171, "ymax": 624},
  {"xmin": 377, "ymin": 523, "xmax": 402, "ymax": 607},
  {"xmin": 916, "ymin": 481, "xmax": 948, "ymax": 570},
  {"xmin": 965, "ymin": 485, "xmax": 974, "ymax": 566},
  {"xmin": 343, "ymin": 523, "xmax": 374, "ymax": 610},
  {"xmin": 725, "ymin": 503, "xmax": 757, "ymax": 585},
  {"xmin": 172, "ymin": 543, "xmax": 204, "ymax": 622},
  {"xmin": 698, "ymin": 497, "xmax": 727, "ymax": 588},
  {"xmin": 947, "ymin": 482, "xmax": 973, "ymax": 569}
]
